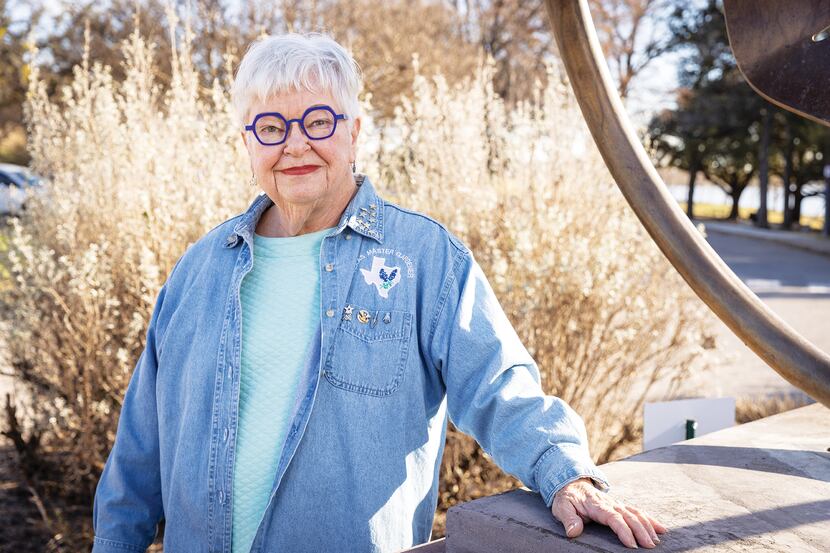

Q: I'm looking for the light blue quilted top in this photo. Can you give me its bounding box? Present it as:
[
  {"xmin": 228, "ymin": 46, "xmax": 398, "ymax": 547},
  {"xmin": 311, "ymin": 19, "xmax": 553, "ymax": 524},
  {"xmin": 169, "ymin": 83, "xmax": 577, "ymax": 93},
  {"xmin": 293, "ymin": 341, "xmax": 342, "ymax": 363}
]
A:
[{"xmin": 231, "ymin": 227, "xmax": 330, "ymax": 553}]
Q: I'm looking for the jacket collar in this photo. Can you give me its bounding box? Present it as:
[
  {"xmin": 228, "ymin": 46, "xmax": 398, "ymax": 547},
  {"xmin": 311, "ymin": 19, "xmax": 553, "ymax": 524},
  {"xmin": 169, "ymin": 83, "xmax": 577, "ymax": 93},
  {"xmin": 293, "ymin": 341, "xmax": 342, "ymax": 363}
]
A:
[
  {"xmin": 223, "ymin": 173, "xmax": 384, "ymax": 248},
  {"xmin": 339, "ymin": 174, "xmax": 385, "ymax": 243}
]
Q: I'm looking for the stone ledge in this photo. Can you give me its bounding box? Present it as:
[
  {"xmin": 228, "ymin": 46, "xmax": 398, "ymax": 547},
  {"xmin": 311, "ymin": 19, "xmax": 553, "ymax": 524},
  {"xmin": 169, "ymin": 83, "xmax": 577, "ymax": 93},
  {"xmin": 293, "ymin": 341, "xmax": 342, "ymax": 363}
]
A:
[{"xmin": 438, "ymin": 404, "xmax": 830, "ymax": 552}]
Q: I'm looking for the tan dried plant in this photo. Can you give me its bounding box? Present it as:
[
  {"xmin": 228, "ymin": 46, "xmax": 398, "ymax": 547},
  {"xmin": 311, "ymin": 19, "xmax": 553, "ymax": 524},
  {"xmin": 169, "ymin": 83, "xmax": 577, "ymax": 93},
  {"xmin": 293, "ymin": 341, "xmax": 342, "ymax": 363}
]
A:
[
  {"xmin": 373, "ymin": 60, "xmax": 716, "ymax": 534},
  {"xmin": 3, "ymin": 15, "xmax": 251, "ymax": 507}
]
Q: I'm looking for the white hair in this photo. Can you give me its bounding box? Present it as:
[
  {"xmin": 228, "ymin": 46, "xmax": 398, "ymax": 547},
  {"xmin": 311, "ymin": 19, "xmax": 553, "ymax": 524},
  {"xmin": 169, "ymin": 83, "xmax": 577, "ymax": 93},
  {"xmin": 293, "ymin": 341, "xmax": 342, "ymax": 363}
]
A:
[{"xmin": 231, "ymin": 33, "xmax": 363, "ymax": 128}]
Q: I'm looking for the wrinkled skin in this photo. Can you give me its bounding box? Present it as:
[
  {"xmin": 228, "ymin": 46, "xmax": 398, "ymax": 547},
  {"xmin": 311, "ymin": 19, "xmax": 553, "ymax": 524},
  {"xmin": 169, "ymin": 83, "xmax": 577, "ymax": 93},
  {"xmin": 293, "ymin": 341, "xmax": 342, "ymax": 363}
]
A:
[
  {"xmin": 552, "ymin": 478, "xmax": 667, "ymax": 549},
  {"xmin": 241, "ymin": 88, "xmax": 361, "ymax": 238}
]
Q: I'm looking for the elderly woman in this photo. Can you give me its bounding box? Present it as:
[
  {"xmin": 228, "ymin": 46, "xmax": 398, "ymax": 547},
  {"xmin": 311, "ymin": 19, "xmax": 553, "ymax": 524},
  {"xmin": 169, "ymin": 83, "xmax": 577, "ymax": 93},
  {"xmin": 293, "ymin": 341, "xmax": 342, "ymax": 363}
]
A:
[{"xmin": 92, "ymin": 34, "xmax": 666, "ymax": 553}]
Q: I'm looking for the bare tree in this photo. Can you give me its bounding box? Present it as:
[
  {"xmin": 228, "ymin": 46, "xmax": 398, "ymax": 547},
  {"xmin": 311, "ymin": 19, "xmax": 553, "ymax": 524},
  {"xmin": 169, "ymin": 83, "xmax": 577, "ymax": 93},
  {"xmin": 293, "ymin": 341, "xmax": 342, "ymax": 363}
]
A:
[
  {"xmin": 1, "ymin": 0, "xmax": 43, "ymax": 163},
  {"xmin": 455, "ymin": 0, "xmax": 554, "ymax": 104},
  {"xmin": 321, "ymin": 0, "xmax": 478, "ymax": 117},
  {"xmin": 445, "ymin": 0, "xmax": 672, "ymax": 103},
  {"xmin": 589, "ymin": 0, "xmax": 672, "ymax": 98}
]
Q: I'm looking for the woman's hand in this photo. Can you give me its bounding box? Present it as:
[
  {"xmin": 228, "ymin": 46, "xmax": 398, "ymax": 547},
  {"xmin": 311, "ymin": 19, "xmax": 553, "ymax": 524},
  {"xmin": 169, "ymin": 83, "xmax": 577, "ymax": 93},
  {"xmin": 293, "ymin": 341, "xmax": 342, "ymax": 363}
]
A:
[{"xmin": 551, "ymin": 478, "xmax": 667, "ymax": 548}]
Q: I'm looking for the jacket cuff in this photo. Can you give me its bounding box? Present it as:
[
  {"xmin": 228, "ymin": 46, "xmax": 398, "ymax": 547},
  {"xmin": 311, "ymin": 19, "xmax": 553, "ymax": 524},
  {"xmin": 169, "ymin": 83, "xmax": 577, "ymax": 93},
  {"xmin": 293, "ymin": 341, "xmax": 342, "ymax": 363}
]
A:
[
  {"xmin": 534, "ymin": 442, "xmax": 610, "ymax": 507},
  {"xmin": 92, "ymin": 536, "xmax": 148, "ymax": 553}
]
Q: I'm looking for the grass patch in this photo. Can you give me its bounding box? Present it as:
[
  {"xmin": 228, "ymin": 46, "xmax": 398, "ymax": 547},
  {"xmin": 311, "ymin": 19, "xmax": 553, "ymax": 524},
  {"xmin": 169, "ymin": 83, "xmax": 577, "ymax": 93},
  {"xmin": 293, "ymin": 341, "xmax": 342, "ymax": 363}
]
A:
[
  {"xmin": 0, "ymin": 223, "xmax": 8, "ymax": 250},
  {"xmin": 0, "ymin": 221, "xmax": 10, "ymax": 287},
  {"xmin": 680, "ymin": 202, "xmax": 825, "ymax": 231}
]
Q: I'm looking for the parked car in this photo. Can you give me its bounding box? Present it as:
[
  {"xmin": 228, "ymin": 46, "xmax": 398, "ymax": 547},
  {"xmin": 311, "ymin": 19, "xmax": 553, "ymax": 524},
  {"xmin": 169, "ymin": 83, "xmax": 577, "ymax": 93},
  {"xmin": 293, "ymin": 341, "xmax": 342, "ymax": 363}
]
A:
[{"xmin": 0, "ymin": 163, "xmax": 43, "ymax": 215}]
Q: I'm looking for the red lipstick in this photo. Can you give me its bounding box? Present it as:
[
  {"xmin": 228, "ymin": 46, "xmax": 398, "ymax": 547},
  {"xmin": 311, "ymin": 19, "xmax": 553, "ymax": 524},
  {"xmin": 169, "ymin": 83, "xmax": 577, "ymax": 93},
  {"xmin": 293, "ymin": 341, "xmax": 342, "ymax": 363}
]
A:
[{"xmin": 281, "ymin": 165, "xmax": 319, "ymax": 175}]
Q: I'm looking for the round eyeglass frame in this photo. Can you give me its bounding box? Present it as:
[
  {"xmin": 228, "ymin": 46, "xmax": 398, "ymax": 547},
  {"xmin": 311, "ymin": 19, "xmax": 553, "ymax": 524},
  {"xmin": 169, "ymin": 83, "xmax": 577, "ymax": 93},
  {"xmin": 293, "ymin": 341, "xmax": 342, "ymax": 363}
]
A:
[{"xmin": 244, "ymin": 105, "xmax": 349, "ymax": 146}]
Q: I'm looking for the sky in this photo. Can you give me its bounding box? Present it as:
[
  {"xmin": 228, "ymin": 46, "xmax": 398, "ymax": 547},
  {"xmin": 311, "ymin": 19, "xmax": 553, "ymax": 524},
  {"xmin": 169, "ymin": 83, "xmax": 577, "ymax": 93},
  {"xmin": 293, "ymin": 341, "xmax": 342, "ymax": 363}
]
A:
[{"xmin": 622, "ymin": 52, "xmax": 681, "ymax": 127}]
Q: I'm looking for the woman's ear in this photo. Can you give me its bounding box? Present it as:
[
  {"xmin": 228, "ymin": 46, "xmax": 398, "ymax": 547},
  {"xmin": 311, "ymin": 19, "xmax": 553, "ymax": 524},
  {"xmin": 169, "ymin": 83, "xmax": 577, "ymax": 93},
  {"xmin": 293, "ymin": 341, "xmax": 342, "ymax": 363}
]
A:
[
  {"xmin": 349, "ymin": 117, "xmax": 361, "ymax": 161},
  {"xmin": 350, "ymin": 117, "xmax": 361, "ymax": 146}
]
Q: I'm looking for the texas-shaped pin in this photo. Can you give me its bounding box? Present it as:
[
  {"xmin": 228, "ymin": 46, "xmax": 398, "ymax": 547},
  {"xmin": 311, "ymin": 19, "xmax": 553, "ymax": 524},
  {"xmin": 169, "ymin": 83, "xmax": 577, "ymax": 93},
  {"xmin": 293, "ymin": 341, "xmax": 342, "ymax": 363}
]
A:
[{"xmin": 360, "ymin": 256, "xmax": 402, "ymax": 298}]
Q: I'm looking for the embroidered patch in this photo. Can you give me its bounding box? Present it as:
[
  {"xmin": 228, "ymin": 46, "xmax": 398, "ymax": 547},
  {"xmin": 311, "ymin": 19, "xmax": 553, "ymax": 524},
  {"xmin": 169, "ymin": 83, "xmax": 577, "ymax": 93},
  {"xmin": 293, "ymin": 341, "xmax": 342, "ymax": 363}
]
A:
[
  {"xmin": 360, "ymin": 256, "xmax": 402, "ymax": 298},
  {"xmin": 355, "ymin": 248, "xmax": 416, "ymax": 279}
]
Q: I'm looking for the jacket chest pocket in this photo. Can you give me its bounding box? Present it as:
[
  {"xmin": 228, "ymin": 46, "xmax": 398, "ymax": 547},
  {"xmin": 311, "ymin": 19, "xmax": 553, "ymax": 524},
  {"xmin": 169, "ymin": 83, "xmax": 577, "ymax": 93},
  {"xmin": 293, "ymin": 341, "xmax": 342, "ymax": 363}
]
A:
[{"xmin": 324, "ymin": 309, "xmax": 412, "ymax": 397}]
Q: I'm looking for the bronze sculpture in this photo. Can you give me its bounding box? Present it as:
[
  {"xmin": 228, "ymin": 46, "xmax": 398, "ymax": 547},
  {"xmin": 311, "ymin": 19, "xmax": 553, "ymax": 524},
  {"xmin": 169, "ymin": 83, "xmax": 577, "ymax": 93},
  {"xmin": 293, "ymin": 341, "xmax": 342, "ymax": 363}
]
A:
[{"xmin": 544, "ymin": 0, "xmax": 830, "ymax": 407}]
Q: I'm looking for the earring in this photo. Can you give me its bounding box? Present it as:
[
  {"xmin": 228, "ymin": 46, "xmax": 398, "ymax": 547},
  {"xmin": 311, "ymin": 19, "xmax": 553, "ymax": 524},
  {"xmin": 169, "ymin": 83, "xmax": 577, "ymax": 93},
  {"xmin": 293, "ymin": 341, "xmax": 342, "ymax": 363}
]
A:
[
  {"xmin": 249, "ymin": 174, "xmax": 257, "ymax": 187},
  {"xmin": 351, "ymin": 161, "xmax": 357, "ymax": 174}
]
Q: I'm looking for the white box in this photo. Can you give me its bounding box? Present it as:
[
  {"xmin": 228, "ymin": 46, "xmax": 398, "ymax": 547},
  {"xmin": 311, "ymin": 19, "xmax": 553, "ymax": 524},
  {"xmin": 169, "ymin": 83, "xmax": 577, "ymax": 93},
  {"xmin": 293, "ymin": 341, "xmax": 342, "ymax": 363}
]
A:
[{"xmin": 643, "ymin": 397, "xmax": 735, "ymax": 451}]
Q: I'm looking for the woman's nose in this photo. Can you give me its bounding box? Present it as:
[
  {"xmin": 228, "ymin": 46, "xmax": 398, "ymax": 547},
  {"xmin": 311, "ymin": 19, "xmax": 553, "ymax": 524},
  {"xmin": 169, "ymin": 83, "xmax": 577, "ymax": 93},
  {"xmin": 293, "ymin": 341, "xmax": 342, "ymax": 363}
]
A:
[{"xmin": 282, "ymin": 121, "xmax": 310, "ymax": 155}]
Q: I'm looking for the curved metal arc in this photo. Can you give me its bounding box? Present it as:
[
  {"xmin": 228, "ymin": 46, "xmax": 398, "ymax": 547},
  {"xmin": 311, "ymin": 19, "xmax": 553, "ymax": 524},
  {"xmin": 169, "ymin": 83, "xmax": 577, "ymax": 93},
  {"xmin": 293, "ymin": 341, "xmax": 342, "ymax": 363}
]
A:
[{"xmin": 543, "ymin": 0, "xmax": 830, "ymax": 407}]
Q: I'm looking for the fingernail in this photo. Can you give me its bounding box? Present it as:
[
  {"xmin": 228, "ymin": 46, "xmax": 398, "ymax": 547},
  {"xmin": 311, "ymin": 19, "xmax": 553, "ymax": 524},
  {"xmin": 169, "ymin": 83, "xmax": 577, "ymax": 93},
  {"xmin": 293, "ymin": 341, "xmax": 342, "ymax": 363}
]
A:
[
  {"xmin": 654, "ymin": 535, "xmax": 660, "ymax": 544},
  {"xmin": 566, "ymin": 522, "xmax": 577, "ymax": 536}
]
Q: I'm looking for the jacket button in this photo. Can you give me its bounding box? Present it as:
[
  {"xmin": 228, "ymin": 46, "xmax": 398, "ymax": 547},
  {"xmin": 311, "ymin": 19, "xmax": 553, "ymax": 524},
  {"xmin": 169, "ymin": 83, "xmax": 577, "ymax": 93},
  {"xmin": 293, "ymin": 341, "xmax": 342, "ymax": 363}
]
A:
[
  {"xmin": 218, "ymin": 490, "xmax": 225, "ymax": 504},
  {"xmin": 326, "ymin": 309, "xmax": 335, "ymax": 318},
  {"xmin": 325, "ymin": 263, "xmax": 334, "ymax": 272},
  {"xmin": 223, "ymin": 428, "xmax": 229, "ymax": 442},
  {"xmin": 344, "ymin": 234, "xmax": 352, "ymax": 240}
]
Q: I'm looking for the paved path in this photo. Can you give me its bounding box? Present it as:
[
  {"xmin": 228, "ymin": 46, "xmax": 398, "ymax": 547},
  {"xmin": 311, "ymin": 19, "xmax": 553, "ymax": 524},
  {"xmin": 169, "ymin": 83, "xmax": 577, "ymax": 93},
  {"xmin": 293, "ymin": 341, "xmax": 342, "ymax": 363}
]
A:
[{"xmin": 688, "ymin": 228, "xmax": 830, "ymax": 398}]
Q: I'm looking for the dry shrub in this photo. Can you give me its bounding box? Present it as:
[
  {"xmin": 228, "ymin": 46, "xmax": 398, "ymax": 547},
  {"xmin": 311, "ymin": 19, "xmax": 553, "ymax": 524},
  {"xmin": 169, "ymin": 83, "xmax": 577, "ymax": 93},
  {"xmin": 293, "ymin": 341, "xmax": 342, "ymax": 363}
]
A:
[
  {"xmin": 735, "ymin": 392, "xmax": 814, "ymax": 424},
  {"xmin": 373, "ymin": 61, "xmax": 715, "ymax": 536},
  {"xmin": 1, "ymin": 15, "xmax": 714, "ymax": 549},
  {"xmin": 1, "ymin": 15, "xmax": 250, "ymax": 548}
]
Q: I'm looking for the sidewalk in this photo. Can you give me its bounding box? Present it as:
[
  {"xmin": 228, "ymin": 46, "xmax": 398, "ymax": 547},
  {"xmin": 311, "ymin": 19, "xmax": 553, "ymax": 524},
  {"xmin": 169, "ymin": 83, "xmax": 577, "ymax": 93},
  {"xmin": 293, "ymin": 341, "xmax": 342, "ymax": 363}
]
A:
[{"xmin": 697, "ymin": 218, "xmax": 830, "ymax": 257}]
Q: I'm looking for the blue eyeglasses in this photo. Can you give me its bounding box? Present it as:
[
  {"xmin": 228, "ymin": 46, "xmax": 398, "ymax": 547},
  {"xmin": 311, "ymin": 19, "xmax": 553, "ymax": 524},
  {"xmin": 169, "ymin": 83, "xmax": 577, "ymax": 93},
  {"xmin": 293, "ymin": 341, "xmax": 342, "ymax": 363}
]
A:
[{"xmin": 244, "ymin": 105, "xmax": 349, "ymax": 146}]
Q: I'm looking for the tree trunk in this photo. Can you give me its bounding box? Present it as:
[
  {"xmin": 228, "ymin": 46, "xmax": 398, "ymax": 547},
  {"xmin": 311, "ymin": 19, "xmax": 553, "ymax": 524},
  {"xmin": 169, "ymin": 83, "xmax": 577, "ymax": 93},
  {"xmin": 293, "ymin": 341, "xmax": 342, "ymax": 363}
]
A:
[
  {"xmin": 825, "ymin": 168, "xmax": 830, "ymax": 237},
  {"xmin": 793, "ymin": 183, "xmax": 804, "ymax": 224},
  {"xmin": 783, "ymin": 185, "xmax": 794, "ymax": 228},
  {"xmin": 756, "ymin": 108, "xmax": 770, "ymax": 227},
  {"xmin": 728, "ymin": 187, "xmax": 742, "ymax": 220},
  {"xmin": 782, "ymin": 121, "xmax": 795, "ymax": 229},
  {"xmin": 824, "ymin": 139, "xmax": 830, "ymax": 237},
  {"xmin": 824, "ymin": 140, "xmax": 830, "ymax": 236},
  {"xmin": 686, "ymin": 157, "xmax": 700, "ymax": 219}
]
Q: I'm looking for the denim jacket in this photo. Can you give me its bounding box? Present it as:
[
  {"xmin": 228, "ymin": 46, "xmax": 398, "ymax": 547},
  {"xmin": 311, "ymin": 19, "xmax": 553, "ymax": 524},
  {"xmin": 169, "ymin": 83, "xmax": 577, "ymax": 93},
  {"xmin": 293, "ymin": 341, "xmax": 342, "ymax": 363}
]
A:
[{"xmin": 92, "ymin": 175, "xmax": 609, "ymax": 553}]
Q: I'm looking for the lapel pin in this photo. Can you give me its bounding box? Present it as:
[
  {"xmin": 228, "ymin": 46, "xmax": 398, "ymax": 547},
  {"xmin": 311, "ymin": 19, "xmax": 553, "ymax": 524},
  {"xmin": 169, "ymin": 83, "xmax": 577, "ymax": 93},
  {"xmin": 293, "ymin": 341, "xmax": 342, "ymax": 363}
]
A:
[
  {"xmin": 342, "ymin": 305, "xmax": 354, "ymax": 321},
  {"xmin": 357, "ymin": 309, "xmax": 371, "ymax": 324}
]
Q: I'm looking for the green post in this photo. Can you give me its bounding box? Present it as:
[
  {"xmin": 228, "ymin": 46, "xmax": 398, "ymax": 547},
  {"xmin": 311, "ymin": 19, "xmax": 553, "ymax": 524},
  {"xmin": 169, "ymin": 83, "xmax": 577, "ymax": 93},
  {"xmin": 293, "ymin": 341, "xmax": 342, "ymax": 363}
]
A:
[{"xmin": 685, "ymin": 419, "xmax": 698, "ymax": 440}]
